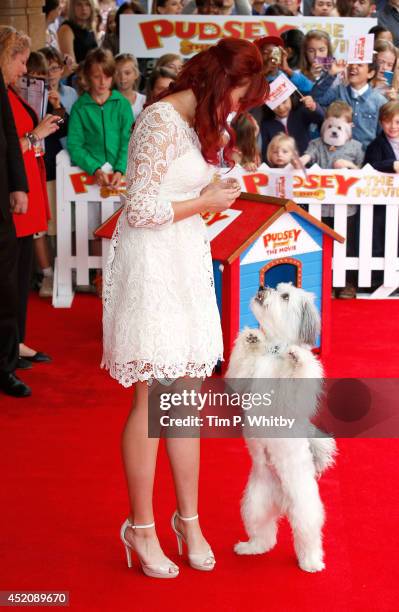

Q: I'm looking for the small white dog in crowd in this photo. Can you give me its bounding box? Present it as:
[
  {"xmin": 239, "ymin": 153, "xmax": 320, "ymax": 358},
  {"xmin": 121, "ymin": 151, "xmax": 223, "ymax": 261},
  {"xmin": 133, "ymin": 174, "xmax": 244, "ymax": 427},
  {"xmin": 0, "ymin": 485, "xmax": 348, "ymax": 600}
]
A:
[{"xmin": 226, "ymin": 283, "xmax": 337, "ymax": 573}]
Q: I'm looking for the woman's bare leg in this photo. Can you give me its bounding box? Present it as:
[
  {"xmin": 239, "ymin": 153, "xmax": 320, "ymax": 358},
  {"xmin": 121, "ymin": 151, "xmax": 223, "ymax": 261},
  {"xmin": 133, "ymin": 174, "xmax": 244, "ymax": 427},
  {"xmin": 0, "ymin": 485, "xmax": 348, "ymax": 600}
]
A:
[
  {"xmin": 121, "ymin": 381, "xmax": 177, "ymax": 569},
  {"xmin": 166, "ymin": 378, "xmax": 214, "ymax": 557}
]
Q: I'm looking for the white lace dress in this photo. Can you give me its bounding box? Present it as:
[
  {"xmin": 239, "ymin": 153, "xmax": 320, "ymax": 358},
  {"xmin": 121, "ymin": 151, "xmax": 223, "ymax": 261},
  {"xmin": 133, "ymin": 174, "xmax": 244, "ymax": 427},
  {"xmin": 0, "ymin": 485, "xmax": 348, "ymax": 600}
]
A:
[{"xmin": 102, "ymin": 101, "xmax": 223, "ymax": 387}]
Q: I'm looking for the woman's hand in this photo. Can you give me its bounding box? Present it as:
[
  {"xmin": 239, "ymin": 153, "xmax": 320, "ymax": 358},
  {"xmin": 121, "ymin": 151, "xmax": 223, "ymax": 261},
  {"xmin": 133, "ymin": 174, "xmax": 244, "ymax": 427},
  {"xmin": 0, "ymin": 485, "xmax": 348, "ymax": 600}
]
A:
[
  {"xmin": 109, "ymin": 171, "xmax": 122, "ymax": 188},
  {"xmin": 33, "ymin": 114, "xmax": 60, "ymax": 140},
  {"xmin": 94, "ymin": 169, "xmax": 110, "ymax": 187},
  {"xmin": 199, "ymin": 178, "xmax": 241, "ymax": 212},
  {"xmin": 10, "ymin": 191, "xmax": 28, "ymax": 214},
  {"xmin": 301, "ymin": 96, "xmax": 317, "ymax": 112}
]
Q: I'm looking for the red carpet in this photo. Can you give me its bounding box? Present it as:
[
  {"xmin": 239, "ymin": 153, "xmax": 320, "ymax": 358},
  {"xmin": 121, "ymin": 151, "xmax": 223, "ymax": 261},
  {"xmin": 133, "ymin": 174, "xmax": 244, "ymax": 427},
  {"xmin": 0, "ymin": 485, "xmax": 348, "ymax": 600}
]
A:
[{"xmin": 1, "ymin": 295, "xmax": 398, "ymax": 612}]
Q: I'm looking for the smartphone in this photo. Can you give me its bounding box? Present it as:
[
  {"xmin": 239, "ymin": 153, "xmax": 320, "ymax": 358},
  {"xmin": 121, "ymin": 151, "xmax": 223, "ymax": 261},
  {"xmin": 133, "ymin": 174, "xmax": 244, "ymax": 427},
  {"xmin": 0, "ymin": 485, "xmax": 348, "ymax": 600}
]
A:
[
  {"xmin": 270, "ymin": 47, "xmax": 282, "ymax": 64},
  {"xmin": 384, "ymin": 71, "xmax": 394, "ymax": 87},
  {"xmin": 314, "ymin": 56, "xmax": 334, "ymax": 67}
]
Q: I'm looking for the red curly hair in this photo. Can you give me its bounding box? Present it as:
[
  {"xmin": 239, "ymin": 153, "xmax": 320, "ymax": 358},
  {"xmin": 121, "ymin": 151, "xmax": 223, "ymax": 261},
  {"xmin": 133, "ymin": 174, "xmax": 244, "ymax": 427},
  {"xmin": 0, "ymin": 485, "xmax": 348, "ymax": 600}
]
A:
[{"xmin": 155, "ymin": 38, "xmax": 268, "ymax": 166}]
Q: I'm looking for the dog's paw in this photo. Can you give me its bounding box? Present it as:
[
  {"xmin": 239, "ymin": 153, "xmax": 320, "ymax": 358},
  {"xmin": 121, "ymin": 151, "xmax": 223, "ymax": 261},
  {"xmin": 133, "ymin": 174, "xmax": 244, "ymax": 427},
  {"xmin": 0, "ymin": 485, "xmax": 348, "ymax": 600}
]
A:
[
  {"xmin": 298, "ymin": 553, "xmax": 325, "ymax": 573},
  {"xmin": 234, "ymin": 538, "xmax": 274, "ymax": 555},
  {"xmin": 286, "ymin": 345, "xmax": 307, "ymax": 366},
  {"xmin": 244, "ymin": 329, "xmax": 264, "ymax": 347}
]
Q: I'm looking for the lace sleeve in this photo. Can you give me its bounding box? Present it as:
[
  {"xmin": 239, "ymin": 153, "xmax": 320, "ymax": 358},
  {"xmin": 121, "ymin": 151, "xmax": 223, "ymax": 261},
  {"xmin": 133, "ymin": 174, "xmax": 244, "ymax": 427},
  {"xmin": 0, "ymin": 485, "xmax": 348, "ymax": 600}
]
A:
[{"xmin": 125, "ymin": 106, "xmax": 178, "ymax": 229}]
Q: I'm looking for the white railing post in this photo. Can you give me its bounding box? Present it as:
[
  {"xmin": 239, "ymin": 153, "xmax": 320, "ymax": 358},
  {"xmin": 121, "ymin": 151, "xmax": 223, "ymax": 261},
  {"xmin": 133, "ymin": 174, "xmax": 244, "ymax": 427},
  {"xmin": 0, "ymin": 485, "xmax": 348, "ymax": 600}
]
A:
[
  {"xmin": 53, "ymin": 151, "xmax": 74, "ymax": 307},
  {"xmin": 53, "ymin": 151, "xmax": 121, "ymax": 307}
]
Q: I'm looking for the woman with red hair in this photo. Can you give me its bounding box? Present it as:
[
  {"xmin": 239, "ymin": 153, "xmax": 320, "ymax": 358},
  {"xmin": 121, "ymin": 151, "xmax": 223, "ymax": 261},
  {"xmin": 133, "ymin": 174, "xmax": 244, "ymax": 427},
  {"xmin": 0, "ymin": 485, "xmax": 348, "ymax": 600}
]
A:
[{"xmin": 102, "ymin": 38, "xmax": 267, "ymax": 579}]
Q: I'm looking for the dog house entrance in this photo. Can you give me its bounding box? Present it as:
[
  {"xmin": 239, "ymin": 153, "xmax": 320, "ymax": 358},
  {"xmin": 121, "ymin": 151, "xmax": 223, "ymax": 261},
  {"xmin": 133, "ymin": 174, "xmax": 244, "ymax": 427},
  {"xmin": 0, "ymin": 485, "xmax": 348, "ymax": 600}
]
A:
[{"xmin": 259, "ymin": 258, "xmax": 303, "ymax": 288}]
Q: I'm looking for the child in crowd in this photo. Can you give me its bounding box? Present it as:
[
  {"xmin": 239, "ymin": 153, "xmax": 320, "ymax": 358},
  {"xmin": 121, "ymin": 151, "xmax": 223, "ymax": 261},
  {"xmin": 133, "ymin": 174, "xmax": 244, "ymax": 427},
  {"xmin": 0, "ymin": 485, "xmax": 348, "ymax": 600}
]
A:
[
  {"xmin": 74, "ymin": 61, "xmax": 88, "ymax": 95},
  {"xmin": 302, "ymin": 101, "xmax": 365, "ymax": 298},
  {"xmin": 254, "ymin": 36, "xmax": 315, "ymax": 95},
  {"xmin": 154, "ymin": 53, "xmax": 183, "ymax": 75},
  {"xmin": 365, "ymin": 101, "xmax": 399, "ymax": 261},
  {"xmin": 311, "ymin": 0, "xmax": 337, "ymax": 16},
  {"xmin": 372, "ymin": 40, "xmax": 399, "ymax": 100},
  {"xmin": 259, "ymin": 91, "xmax": 324, "ymax": 161},
  {"xmin": 266, "ymin": 133, "xmax": 299, "ymax": 168},
  {"xmin": 280, "ymin": 29, "xmax": 304, "ymax": 71},
  {"xmin": 365, "ymin": 100, "xmax": 399, "ymax": 172},
  {"xmin": 311, "ymin": 59, "xmax": 387, "ymax": 149},
  {"xmin": 301, "ymin": 101, "xmax": 364, "ymax": 172},
  {"xmin": 24, "ymin": 52, "xmax": 54, "ymax": 298},
  {"xmin": 145, "ymin": 67, "xmax": 177, "ymax": 104},
  {"xmin": 67, "ymin": 48, "xmax": 133, "ymax": 294},
  {"xmin": 115, "ymin": 53, "xmax": 146, "ymax": 119},
  {"xmin": 299, "ymin": 30, "xmax": 334, "ymax": 84},
  {"xmin": 369, "ymin": 25, "xmax": 394, "ymax": 45},
  {"xmin": 152, "ymin": 0, "xmax": 183, "ymax": 14},
  {"xmin": 35, "ymin": 46, "xmax": 78, "ymax": 297},
  {"xmin": 68, "ymin": 48, "xmax": 133, "ymax": 192},
  {"xmin": 27, "ymin": 50, "xmax": 77, "ymax": 298},
  {"xmin": 231, "ymin": 113, "xmax": 261, "ymax": 171}
]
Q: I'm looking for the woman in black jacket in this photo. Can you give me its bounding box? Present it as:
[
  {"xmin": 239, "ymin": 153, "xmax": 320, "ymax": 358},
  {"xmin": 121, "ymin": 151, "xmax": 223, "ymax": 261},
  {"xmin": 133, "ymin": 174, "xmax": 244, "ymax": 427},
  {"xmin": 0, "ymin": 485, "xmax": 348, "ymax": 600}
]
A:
[{"xmin": 0, "ymin": 69, "xmax": 30, "ymax": 398}]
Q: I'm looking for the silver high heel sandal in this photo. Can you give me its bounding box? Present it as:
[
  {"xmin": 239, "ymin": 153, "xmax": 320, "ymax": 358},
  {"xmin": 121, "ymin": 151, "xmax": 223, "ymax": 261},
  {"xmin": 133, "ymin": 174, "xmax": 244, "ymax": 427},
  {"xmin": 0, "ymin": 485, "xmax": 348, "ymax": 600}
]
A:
[
  {"xmin": 120, "ymin": 519, "xmax": 179, "ymax": 579},
  {"xmin": 171, "ymin": 511, "xmax": 216, "ymax": 571}
]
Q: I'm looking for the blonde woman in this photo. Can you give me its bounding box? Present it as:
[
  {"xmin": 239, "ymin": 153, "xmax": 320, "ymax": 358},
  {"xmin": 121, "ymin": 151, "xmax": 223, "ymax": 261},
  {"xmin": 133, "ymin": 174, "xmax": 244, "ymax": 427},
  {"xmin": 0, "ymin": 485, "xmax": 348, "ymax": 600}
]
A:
[
  {"xmin": 58, "ymin": 0, "xmax": 98, "ymax": 65},
  {"xmin": 0, "ymin": 26, "xmax": 59, "ymax": 365}
]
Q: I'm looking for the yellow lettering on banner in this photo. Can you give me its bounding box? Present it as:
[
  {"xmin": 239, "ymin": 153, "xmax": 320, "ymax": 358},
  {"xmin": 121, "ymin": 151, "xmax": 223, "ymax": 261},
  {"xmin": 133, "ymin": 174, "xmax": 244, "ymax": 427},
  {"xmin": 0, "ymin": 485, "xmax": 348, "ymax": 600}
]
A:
[
  {"xmin": 302, "ymin": 23, "xmax": 343, "ymax": 37},
  {"xmin": 356, "ymin": 187, "xmax": 399, "ymax": 197},
  {"xmin": 364, "ymin": 175, "xmax": 394, "ymax": 187}
]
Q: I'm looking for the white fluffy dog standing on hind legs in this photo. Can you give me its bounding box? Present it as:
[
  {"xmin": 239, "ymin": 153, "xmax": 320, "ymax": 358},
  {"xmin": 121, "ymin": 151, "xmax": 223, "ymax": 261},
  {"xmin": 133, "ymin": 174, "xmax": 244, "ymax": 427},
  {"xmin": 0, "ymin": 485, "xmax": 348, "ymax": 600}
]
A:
[{"xmin": 226, "ymin": 283, "xmax": 337, "ymax": 573}]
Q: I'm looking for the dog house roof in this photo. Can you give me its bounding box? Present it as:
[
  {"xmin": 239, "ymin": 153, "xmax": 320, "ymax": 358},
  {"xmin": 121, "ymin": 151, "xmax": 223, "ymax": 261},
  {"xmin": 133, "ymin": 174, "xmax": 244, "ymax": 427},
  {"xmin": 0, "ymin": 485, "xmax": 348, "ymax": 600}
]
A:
[
  {"xmin": 94, "ymin": 193, "xmax": 344, "ymax": 263},
  {"xmin": 211, "ymin": 193, "xmax": 344, "ymax": 264}
]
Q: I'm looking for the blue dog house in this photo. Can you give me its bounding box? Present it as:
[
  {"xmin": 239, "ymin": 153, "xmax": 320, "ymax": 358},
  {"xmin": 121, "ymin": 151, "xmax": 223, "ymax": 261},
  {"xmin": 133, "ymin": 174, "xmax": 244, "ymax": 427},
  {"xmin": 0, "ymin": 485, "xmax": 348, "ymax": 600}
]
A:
[{"xmin": 209, "ymin": 193, "xmax": 344, "ymax": 367}]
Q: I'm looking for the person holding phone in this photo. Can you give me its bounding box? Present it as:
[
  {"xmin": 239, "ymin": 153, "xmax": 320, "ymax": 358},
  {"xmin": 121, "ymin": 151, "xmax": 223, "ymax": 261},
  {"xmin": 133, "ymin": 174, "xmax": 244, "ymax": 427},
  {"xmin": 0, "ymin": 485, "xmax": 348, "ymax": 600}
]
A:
[
  {"xmin": 372, "ymin": 40, "xmax": 399, "ymax": 100},
  {"xmin": 0, "ymin": 26, "xmax": 60, "ymax": 366}
]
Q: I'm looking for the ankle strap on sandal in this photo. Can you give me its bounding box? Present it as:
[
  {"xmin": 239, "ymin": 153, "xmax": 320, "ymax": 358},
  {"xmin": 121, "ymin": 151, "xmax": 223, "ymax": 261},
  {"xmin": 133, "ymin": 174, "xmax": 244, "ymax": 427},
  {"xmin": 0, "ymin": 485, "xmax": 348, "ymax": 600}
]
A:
[
  {"xmin": 128, "ymin": 519, "xmax": 155, "ymax": 529},
  {"xmin": 176, "ymin": 512, "xmax": 199, "ymax": 522}
]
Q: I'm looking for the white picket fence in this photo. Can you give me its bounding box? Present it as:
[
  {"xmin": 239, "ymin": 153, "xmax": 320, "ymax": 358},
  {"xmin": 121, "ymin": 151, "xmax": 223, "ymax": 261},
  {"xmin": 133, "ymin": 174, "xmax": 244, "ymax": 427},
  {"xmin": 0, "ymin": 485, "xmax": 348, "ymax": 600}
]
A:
[
  {"xmin": 53, "ymin": 151, "xmax": 399, "ymax": 307},
  {"xmin": 54, "ymin": 151, "xmax": 119, "ymax": 307},
  {"xmin": 308, "ymin": 202, "xmax": 399, "ymax": 299}
]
